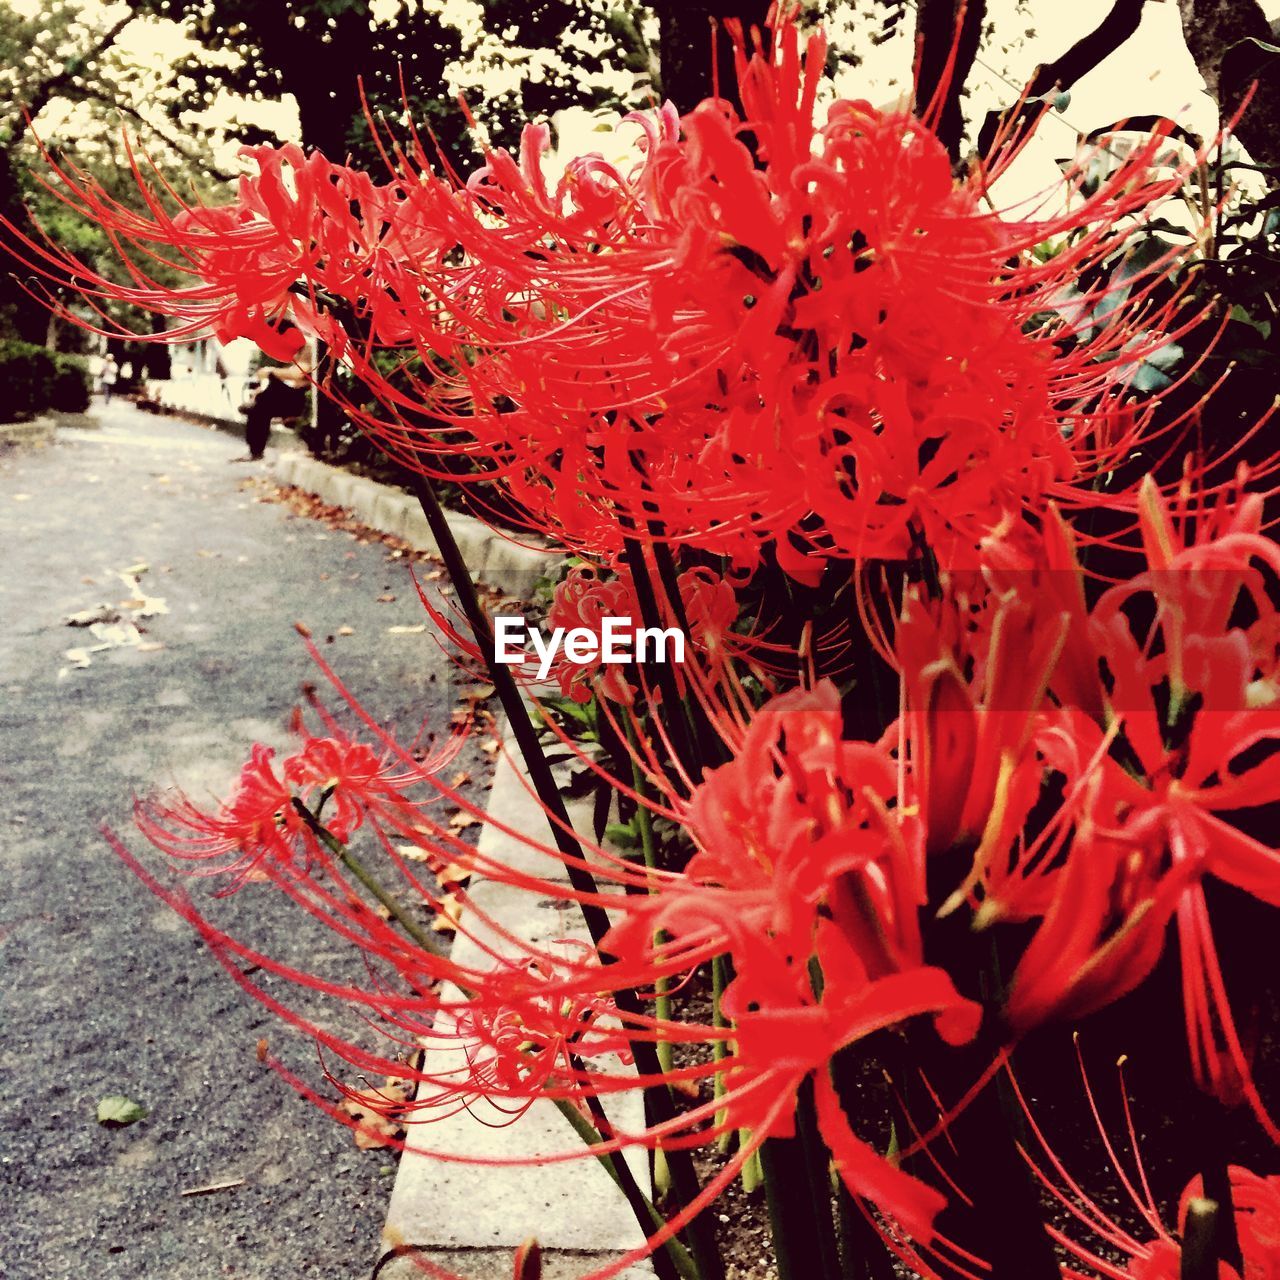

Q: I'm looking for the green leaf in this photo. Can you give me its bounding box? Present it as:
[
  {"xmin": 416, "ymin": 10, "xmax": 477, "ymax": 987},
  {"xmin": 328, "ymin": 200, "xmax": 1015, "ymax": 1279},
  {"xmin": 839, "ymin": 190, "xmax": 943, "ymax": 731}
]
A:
[
  {"xmin": 97, "ymin": 1096, "xmax": 147, "ymax": 1127},
  {"xmin": 1131, "ymin": 363, "xmax": 1173, "ymax": 393},
  {"xmin": 1093, "ymin": 237, "xmax": 1173, "ymax": 326},
  {"xmin": 1144, "ymin": 341, "xmax": 1184, "ymax": 372},
  {"xmin": 603, "ymin": 820, "xmax": 639, "ymax": 849}
]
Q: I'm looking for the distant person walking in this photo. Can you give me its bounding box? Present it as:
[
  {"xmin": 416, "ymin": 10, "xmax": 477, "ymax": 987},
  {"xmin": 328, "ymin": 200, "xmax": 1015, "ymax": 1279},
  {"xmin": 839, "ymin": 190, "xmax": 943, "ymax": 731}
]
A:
[{"xmin": 100, "ymin": 355, "xmax": 118, "ymax": 403}]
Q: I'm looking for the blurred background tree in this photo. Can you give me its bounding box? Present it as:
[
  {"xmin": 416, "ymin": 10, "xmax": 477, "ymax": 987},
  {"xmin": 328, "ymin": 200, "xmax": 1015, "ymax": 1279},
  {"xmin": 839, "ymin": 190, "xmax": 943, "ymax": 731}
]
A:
[{"xmin": 0, "ymin": 0, "xmax": 245, "ymax": 351}]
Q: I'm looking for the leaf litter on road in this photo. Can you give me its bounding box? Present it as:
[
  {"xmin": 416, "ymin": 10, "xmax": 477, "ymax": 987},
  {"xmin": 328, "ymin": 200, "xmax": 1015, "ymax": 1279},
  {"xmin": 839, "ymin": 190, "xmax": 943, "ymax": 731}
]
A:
[
  {"xmin": 60, "ymin": 562, "xmax": 167, "ymax": 673},
  {"xmin": 338, "ymin": 1075, "xmax": 415, "ymax": 1150},
  {"xmin": 97, "ymin": 1095, "xmax": 147, "ymax": 1127}
]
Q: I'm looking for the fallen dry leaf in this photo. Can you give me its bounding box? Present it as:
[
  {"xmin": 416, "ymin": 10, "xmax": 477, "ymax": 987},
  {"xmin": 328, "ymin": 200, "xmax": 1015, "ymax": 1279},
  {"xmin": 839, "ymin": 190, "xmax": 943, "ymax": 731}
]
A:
[
  {"xmin": 337, "ymin": 625, "xmax": 355, "ymax": 637},
  {"xmin": 436, "ymin": 861, "xmax": 474, "ymax": 890},
  {"xmin": 180, "ymin": 1178, "xmax": 244, "ymax": 1198},
  {"xmin": 431, "ymin": 892, "xmax": 465, "ymax": 935},
  {"xmin": 387, "ymin": 624, "xmax": 426, "ymax": 635},
  {"xmin": 339, "ymin": 1077, "xmax": 414, "ymax": 1150},
  {"xmin": 376, "ymin": 593, "xmax": 396, "ymax": 603},
  {"xmin": 394, "ymin": 843, "xmax": 432, "ymax": 864},
  {"xmin": 448, "ymin": 811, "xmax": 479, "ymax": 833},
  {"xmin": 65, "ymin": 605, "xmax": 119, "ymax": 627}
]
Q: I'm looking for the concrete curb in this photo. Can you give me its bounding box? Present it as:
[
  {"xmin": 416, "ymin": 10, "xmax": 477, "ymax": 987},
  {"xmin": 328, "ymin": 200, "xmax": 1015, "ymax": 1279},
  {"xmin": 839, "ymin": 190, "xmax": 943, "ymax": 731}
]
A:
[
  {"xmin": 269, "ymin": 450, "xmax": 650, "ymax": 1274},
  {"xmin": 0, "ymin": 416, "xmax": 56, "ymax": 447},
  {"xmin": 271, "ymin": 452, "xmax": 551, "ymax": 598},
  {"xmin": 375, "ymin": 719, "xmax": 653, "ymax": 1280}
]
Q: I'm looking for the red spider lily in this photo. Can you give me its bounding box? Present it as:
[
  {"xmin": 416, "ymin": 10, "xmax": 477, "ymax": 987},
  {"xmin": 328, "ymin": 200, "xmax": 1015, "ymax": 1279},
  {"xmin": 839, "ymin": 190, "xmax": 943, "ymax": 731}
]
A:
[
  {"xmin": 106, "ymin": 472, "xmax": 1280, "ymax": 1271},
  {"xmin": 900, "ymin": 479, "xmax": 1280, "ymax": 1136},
  {"xmin": 135, "ymin": 742, "xmax": 313, "ymax": 891},
  {"xmin": 7, "ymin": 16, "xmax": 1224, "ymax": 579},
  {"xmin": 20, "ymin": 7, "xmax": 1280, "ymax": 1275},
  {"xmin": 544, "ymin": 564, "xmax": 742, "ymax": 706},
  {"xmin": 136, "ymin": 673, "xmax": 466, "ymax": 891},
  {"xmin": 111, "ymin": 636, "xmax": 984, "ymax": 1263}
]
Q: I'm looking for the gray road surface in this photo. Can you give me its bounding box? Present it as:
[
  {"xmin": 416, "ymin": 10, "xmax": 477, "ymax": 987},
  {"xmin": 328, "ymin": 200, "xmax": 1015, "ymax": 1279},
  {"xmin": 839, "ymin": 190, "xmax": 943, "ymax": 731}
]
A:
[{"xmin": 0, "ymin": 402, "xmax": 482, "ymax": 1280}]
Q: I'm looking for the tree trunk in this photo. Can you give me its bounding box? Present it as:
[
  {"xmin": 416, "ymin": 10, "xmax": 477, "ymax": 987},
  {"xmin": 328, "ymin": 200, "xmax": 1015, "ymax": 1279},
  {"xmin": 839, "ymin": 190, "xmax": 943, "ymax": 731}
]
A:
[
  {"xmin": 654, "ymin": 0, "xmax": 772, "ymax": 114},
  {"xmin": 912, "ymin": 0, "xmax": 989, "ymax": 163},
  {"xmin": 1178, "ymin": 0, "xmax": 1280, "ymax": 173}
]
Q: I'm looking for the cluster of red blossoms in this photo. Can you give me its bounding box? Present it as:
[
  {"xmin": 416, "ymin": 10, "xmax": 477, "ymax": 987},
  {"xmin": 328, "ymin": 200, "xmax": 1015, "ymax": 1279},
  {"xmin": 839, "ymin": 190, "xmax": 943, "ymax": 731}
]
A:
[
  {"xmin": 16, "ymin": 22, "xmax": 1222, "ymax": 579},
  {"xmin": 19, "ymin": 7, "xmax": 1280, "ymax": 1280}
]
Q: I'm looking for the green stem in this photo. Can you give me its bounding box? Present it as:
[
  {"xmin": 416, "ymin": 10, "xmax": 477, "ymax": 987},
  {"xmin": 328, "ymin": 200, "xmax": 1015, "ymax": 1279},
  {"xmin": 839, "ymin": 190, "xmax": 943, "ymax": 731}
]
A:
[
  {"xmin": 554, "ymin": 1099, "xmax": 701, "ymax": 1280},
  {"xmin": 299, "ymin": 796, "xmax": 694, "ymax": 1280},
  {"xmin": 711, "ymin": 954, "xmax": 731, "ymax": 1152},
  {"xmin": 408, "ymin": 472, "xmax": 725, "ymax": 1280},
  {"xmin": 407, "ymin": 472, "xmax": 615, "ymax": 944},
  {"xmin": 648, "ymin": 536, "xmax": 724, "ymax": 766},
  {"xmin": 623, "ymin": 714, "xmax": 673, "ymax": 1197},
  {"xmin": 759, "ymin": 1080, "xmax": 842, "ymax": 1280},
  {"xmin": 618, "ymin": 532, "xmax": 699, "ymax": 782},
  {"xmin": 292, "ymin": 800, "xmax": 439, "ymax": 954},
  {"xmin": 835, "ymin": 1180, "xmax": 897, "ymax": 1280},
  {"xmin": 1195, "ymin": 1096, "xmax": 1244, "ymax": 1272},
  {"xmin": 623, "ymin": 716, "xmax": 672, "ymax": 1071},
  {"xmin": 1181, "ymin": 1198, "xmax": 1220, "ymax": 1280}
]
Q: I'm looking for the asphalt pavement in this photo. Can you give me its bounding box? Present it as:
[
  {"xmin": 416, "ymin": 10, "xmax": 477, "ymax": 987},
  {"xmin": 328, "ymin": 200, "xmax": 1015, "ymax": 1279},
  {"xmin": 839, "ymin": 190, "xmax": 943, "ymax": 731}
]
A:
[{"xmin": 0, "ymin": 401, "xmax": 483, "ymax": 1280}]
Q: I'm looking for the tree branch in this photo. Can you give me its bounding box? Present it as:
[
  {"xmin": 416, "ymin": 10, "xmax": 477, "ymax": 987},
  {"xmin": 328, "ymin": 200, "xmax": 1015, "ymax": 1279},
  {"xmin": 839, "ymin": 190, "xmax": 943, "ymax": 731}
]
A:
[
  {"xmin": 75, "ymin": 90, "xmax": 239, "ymax": 183},
  {"xmin": 3, "ymin": 10, "xmax": 134, "ymax": 145},
  {"xmin": 977, "ymin": 0, "xmax": 1145, "ymax": 158}
]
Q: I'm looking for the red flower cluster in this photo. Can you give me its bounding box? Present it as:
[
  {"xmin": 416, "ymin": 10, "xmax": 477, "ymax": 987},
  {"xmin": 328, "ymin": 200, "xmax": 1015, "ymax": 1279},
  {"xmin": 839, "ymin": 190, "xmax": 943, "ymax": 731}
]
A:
[
  {"xmin": 545, "ymin": 563, "xmax": 740, "ymax": 703},
  {"xmin": 22, "ymin": 8, "xmax": 1280, "ymax": 1277},
  {"xmin": 15, "ymin": 19, "xmax": 1210, "ymax": 580},
  {"xmin": 1120, "ymin": 1170, "xmax": 1280, "ymax": 1279},
  {"xmin": 895, "ymin": 478, "xmax": 1280, "ymax": 1141}
]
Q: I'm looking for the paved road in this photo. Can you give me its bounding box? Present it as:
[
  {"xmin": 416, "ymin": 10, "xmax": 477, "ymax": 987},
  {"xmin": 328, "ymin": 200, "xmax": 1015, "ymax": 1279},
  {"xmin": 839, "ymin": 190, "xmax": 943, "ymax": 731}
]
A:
[{"xmin": 0, "ymin": 402, "xmax": 482, "ymax": 1280}]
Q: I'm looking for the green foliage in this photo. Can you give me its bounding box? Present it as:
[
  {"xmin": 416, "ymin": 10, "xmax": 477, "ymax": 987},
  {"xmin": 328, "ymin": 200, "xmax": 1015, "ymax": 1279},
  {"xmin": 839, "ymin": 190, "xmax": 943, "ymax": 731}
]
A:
[
  {"xmin": 0, "ymin": 0, "xmax": 235, "ymax": 344},
  {"xmin": 136, "ymin": 0, "xmax": 653, "ymax": 166},
  {"xmin": 50, "ymin": 352, "xmax": 91, "ymax": 411},
  {"xmin": 0, "ymin": 338, "xmax": 56, "ymax": 421},
  {"xmin": 0, "ymin": 338, "xmax": 89, "ymax": 420}
]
